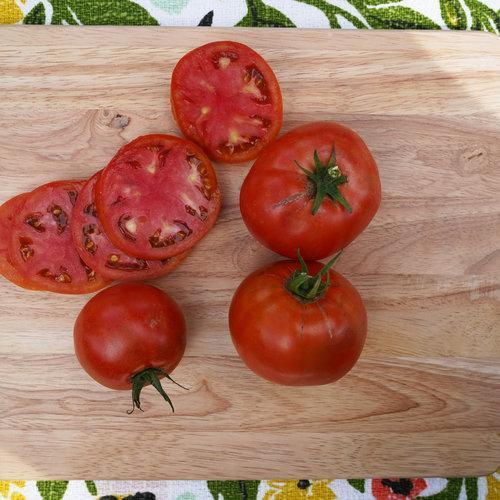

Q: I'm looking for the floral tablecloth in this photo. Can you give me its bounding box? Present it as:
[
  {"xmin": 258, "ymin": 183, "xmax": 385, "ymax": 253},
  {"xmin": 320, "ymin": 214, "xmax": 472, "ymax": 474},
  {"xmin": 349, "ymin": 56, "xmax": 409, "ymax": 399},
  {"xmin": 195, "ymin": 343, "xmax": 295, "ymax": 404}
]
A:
[
  {"xmin": 0, "ymin": 0, "xmax": 497, "ymax": 31},
  {"xmin": 1, "ymin": 1, "xmax": 499, "ymax": 499},
  {"xmin": 1, "ymin": 477, "xmax": 499, "ymax": 500}
]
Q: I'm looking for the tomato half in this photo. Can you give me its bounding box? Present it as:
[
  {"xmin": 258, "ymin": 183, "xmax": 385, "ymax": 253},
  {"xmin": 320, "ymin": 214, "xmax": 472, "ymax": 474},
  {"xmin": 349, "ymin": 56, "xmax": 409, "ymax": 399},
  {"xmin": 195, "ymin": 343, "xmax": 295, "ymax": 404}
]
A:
[
  {"xmin": 6, "ymin": 180, "xmax": 107, "ymax": 294},
  {"xmin": 171, "ymin": 40, "xmax": 283, "ymax": 164},
  {"xmin": 74, "ymin": 283, "xmax": 187, "ymax": 412},
  {"xmin": 72, "ymin": 172, "xmax": 189, "ymax": 282},
  {"xmin": 96, "ymin": 134, "xmax": 221, "ymax": 260},
  {"xmin": 229, "ymin": 255, "xmax": 367, "ymax": 386},
  {"xmin": 240, "ymin": 121, "xmax": 381, "ymax": 259}
]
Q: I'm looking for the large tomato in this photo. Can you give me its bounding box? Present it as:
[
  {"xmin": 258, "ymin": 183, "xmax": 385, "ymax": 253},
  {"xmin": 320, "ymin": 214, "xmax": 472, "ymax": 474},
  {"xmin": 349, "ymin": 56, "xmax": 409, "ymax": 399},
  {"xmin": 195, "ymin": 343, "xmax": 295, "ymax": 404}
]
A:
[
  {"xmin": 229, "ymin": 254, "xmax": 367, "ymax": 386},
  {"xmin": 170, "ymin": 41, "xmax": 283, "ymax": 164},
  {"xmin": 74, "ymin": 283, "xmax": 187, "ymax": 412},
  {"xmin": 240, "ymin": 121, "xmax": 381, "ymax": 259}
]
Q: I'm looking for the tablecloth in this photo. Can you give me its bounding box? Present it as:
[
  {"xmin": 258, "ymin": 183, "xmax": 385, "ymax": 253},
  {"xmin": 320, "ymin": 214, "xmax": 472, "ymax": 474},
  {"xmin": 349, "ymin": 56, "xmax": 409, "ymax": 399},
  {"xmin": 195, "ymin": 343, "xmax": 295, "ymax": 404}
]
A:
[
  {"xmin": 0, "ymin": 0, "xmax": 498, "ymax": 31},
  {"xmin": 1, "ymin": 1, "xmax": 499, "ymax": 499},
  {"xmin": 1, "ymin": 477, "xmax": 499, "ymax": 500}
]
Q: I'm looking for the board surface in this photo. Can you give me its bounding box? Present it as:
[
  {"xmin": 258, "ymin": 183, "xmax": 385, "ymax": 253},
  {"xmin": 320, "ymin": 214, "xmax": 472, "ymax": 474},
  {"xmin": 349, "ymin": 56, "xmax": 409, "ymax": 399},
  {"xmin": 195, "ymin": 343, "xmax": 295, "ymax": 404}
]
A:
[{"xmin": 0, "ymin": 27, "xmax": 499, "ymax": 479}]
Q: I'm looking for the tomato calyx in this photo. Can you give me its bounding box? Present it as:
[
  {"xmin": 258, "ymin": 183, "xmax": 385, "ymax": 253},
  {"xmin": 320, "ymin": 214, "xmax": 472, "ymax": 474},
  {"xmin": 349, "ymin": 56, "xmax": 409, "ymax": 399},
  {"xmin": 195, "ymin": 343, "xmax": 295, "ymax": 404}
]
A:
[
  {"xmin": 295, "ymin": 145, "xmax": 352, "ymax": 215},
  {"xmin": 286, "ymin": 249, "xmax": 342, "ymax": 302},
  {"xmin": 128, "ymin": 367, "xmax": 187, "ymax": 414}
]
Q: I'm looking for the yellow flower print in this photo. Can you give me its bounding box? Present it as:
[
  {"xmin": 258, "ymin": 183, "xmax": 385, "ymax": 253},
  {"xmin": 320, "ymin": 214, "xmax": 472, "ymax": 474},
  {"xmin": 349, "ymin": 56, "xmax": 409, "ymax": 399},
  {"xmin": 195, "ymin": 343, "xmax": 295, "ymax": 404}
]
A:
[
  {"xmin": 487, "ymin": 471, "xmax": 499, "ymax": 500},
  {"xmin": 0, "ymin": 0, "xmax": 23, "ymax": 24},
  {"xmin": 0, "ymin": 481, "xmax": 25, "ymax": 500},
  {"xmin": 264, "ymin": 480, "xmax": 335, "ymax": 500}
]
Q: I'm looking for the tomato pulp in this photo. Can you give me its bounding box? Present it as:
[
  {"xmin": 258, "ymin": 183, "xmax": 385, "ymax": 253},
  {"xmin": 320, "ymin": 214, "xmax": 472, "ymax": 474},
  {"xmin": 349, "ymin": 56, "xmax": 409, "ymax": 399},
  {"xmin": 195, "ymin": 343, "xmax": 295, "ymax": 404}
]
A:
[
  {"xmin": 96, "ymin": 134, "xmax": 221, "ymax": 260},
  {"xmin": 240, "ymin": 121, "xmax": 381, "ymax": 259},
  {"xmin": 171, "ymin": 41, "xmax": 283, "ymax": 164}
]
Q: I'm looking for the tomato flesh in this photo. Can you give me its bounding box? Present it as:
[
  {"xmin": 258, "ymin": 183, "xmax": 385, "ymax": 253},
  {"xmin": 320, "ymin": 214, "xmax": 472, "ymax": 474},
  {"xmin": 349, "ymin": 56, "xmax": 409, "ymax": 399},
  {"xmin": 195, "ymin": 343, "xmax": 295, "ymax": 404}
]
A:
[
  {"xmin": 6, "ymin": 180, "xmax": 107, "ymax": 294},
  {"xmin": 229, "ymin": 260, "xmax": 367, "ymax": 386},
  {"xmin": 96, "ymin": 134, "xmax": 221, "ymax": 260},
  {"xmin": 171, "ymin": 41, "xmax": 283, "ymax": 164},
  {"xmin": 0, "ymin": 193, "xmax": 31, "ymax": 288},
  {"xmin": 74, "ymin": 283, "xmax": 186, "ymax": 390},
  {"xmin": 72, "ymin": 173, "xmax": 189, "ymax": 282}
]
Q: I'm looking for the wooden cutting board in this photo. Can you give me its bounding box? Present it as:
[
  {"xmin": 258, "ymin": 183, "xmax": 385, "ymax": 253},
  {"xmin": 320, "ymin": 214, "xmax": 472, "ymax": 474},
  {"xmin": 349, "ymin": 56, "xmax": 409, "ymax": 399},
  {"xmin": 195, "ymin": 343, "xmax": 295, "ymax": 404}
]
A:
[{"xmin": 0, "ymin": 27, "xmax": 498, "ymax": 480}]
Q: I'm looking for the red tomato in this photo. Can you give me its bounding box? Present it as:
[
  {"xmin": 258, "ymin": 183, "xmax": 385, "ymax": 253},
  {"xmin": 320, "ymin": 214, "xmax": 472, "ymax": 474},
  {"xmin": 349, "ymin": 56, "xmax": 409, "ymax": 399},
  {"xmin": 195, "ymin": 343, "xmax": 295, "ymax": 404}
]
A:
[
  {"xmin": 74, "ymin": 283, "xmax": 187, "ymax": 412},
  {"xmin": 96, "ymin": 134, "xmax": 221, "ymax": 260},
  {"xmin": 72, "ymin": 172, "xmax": 189, "ymax": 282},
  {"xmin": 229, "ymin": 254, "xmax": 367, "ymax": 386},
  {"xmin": 6, "ymin": 180, "xmax": 107, "ymax": 294},
  {"xmin": 240, "ymin": 121, "xmax": 381, "ymax": 259},
  {"xmin": 171, "ymin": 41, "xmax": 283, "ymax": 164}
]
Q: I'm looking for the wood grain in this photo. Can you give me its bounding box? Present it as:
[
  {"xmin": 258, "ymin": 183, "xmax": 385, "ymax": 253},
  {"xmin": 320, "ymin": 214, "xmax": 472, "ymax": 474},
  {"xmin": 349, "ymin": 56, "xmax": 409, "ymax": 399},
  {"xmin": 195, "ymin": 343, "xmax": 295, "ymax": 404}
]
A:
[{"xmin": 0, "ymin": 27, "xmax": 498, "ymax": 479}]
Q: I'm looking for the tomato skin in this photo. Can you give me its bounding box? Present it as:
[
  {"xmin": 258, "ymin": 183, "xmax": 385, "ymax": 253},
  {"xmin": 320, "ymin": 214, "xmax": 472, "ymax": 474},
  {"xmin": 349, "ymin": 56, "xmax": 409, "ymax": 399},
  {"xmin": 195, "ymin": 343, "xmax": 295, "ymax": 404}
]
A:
[
  {"xmin": 240, "ymin": 121, "xmax": 381, "ymax": 259},
  {"xmin": 74, "ymin": 283, "xmax": 186, "ymax": 390},
  {"xmin": 171, "ymin": 40, "xmax": 283, "ymax": 164},
  {"xmin": 229, "ymin": 260, "xmax": 367, "ymax": 386}
]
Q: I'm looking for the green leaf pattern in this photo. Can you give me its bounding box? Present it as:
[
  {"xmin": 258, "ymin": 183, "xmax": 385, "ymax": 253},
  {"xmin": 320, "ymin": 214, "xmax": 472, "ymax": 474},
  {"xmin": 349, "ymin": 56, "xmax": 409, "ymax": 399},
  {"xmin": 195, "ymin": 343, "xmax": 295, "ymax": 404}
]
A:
[{"xmin": 4, "ymin": 0, "xmax": 497, "ymax": 33}]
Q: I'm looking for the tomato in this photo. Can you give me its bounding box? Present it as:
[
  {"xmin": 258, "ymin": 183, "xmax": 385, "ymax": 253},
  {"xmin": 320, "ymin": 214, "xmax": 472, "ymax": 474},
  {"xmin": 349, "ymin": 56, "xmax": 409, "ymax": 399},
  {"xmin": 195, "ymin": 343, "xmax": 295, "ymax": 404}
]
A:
[
  {"xmin": 229, "ymin": 253, "xmax": 367, "ymax": 386},
  {"xmin": 72, "ymin": 173, "xmax": 189, "ymax": 282},
  {"xmin": 6, "ymin": 180, "xmax": 108, "ymax": 294},
  {"xmin": 96, "ymin": 134, "xmax": 221, "ymax": 260},
  {"xmin": 240, "ymin": 121, "xmax": 381, "ymax": 260},
  {"xmin": 171, "ymin": 40, "xmax": 283, "ymax": 164},
  {"xmin": 0, "ymin": 193, "xmax": 30, "ymax": 288},
  {"xmin": 74, "ymin": 283, "xmax": 187, "ymax": 412}
]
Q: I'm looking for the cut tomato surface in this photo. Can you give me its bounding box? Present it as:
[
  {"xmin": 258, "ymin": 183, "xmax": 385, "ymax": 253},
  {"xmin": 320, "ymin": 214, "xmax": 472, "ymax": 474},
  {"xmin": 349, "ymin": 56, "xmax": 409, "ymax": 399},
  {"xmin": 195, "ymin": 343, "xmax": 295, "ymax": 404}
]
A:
[
  {"xmin": 7, "ymin": 180, "xmax": 108, "ymax": 294},
  {"xmin": 171, "ymin": 41, "xmax": 283, "ymax": 164},
  {"xmin": 95, "ymin": 134, "xmax": 221, "ymax": 260},
  {"xmin": 72, "ymin": 173, "xmax": 189, "ymax": 282},
  {"xmin": 0, "ymin": 193, "xmax": 31, "ymax": 288}
]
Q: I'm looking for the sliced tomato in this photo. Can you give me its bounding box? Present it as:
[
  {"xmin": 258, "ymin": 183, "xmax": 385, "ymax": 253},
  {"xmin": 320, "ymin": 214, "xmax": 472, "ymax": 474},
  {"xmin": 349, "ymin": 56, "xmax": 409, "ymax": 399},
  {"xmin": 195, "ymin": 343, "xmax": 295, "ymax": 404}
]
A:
[
  {"xmin": 7, "ymin": 180, "xmax": 108, "ymax": 294},
  {"xmin": 95, "ymin": 134, "xmax": 221, "ymax": 260},
  {"xmin": 0, "ymin": 193, "xmax": 31, "ymax": 288},
  {"xmin": 171, "ymin": 41, "xmax": 283, "ymax": 164},
  {"xmin": 72, "ymin": 173, "xmax": 189, "ymax": 282}
]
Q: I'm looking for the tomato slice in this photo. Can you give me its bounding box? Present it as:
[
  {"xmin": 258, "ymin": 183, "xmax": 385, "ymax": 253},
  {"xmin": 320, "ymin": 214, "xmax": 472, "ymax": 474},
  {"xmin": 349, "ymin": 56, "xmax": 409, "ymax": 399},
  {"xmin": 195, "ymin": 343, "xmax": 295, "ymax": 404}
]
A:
[
  {"xmin": 95, "ymin": 134, "xmax": 221, "ymax": 260},
  {"xmin": 7, "ymin": 180, "xmax": 108, "ymax": 294},
  {"xmin": 0, "ymin": 193, "xmax": 31, "ymax": 288},
  {"xmin": 72, "ymin": 173, "xmax": 189, "ymax": 282},
  {"xmin": 171, "ymin": 41, "xmax": 283, "ymax": 164}
]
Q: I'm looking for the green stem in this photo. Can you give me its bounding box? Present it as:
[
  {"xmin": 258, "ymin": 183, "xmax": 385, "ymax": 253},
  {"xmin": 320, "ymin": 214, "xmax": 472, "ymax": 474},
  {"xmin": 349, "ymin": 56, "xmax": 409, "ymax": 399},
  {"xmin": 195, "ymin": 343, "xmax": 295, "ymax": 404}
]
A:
[
  {"xmin": 286, "ymin": 249, "xmax": 342, "ymax": 302},
  {"xmin": 127, "ymin": 367, "xmax": 187, "ymax": 414},
  {"xmin": 296, "ymin": 143, "xmax": 352, "ymax": 215}
]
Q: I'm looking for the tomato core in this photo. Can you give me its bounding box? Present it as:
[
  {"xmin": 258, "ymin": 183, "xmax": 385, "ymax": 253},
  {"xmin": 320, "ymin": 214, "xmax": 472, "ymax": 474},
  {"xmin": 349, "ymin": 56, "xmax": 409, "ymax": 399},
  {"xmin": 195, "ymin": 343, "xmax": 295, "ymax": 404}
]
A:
[{"xmin": 285, "ymin": 250, "xmax": 342, "ymax": 302}]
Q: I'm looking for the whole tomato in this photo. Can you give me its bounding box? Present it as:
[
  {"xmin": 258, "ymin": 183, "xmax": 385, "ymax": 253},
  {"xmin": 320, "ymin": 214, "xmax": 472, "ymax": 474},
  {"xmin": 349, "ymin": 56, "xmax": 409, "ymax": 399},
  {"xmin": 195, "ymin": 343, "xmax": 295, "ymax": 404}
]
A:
[
  {"xmin": 229, "ymin": 253, "xmax": 367, "ymax": 385},
  {"xmin": 74, "ymin": 283, "xmax": 186, "ymax": 412},
  {"xmin": 240, "ymin": 121, "xmax": 381, "ymax": 260}
]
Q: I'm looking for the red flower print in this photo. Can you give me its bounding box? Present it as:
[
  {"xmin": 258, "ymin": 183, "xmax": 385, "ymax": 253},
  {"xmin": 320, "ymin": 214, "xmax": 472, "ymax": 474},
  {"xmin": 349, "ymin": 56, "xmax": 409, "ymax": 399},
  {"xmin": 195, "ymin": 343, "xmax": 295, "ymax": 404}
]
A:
[{"xmin": 372, "ymin": 478, "xmax": 427, "ymax": 500}]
